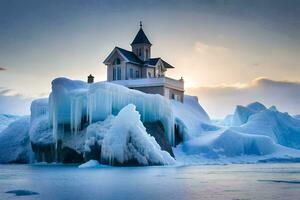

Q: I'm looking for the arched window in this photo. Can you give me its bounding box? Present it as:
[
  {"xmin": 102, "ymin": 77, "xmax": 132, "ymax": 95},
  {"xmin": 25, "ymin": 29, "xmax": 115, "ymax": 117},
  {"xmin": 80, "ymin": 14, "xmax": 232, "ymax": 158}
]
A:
[{"xmin": 114, "ymin": 58, "xmax": 121, "ymax": 65}]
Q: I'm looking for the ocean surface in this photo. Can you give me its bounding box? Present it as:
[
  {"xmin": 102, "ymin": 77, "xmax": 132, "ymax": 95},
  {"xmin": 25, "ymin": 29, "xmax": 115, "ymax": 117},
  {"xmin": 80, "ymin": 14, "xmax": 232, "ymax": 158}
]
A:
[{"xmin": 0, "ymin": 163, "xmax": 300, "ymax": 200}]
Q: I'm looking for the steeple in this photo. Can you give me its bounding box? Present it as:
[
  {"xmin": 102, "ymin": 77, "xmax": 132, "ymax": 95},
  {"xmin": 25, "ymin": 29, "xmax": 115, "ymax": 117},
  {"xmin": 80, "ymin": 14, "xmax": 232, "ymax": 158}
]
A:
[
  {"xmin": 131, "ymin": 22, "xmax": 152, "ymax": 46},
  {"xmin": 131, "ymin": 22, "xmax": 152, "ymax": 61}
]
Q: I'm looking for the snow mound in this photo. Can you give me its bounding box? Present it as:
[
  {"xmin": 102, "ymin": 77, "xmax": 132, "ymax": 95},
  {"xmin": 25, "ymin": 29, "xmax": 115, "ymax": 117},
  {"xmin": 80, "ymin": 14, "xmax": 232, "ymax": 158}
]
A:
[
  {"xmin": 85, "ymin": 104, "xmax": 175, "ymax": 166},
  {"xmin": 79, "ymin": 160, "xmax": 101, "ymax": 168},
  {"xmin": 0, "ymin": 117, "xmax": 33, "ymax": 163},
  {"xmin": 0, "ymin": 114, "xmax": 20, "ymax": 133},
  {"xmin": 171, "ymin": 95, "xmax": 216, "ymax": 141},
  {"xmin": 50, "ymin": 77, "xmax": 174, "ymax": 145}
]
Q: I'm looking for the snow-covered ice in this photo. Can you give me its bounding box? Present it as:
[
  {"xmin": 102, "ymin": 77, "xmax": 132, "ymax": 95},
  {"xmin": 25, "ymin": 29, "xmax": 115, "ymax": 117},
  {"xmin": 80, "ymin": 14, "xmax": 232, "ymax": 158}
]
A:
[
  {"xmin": 85, "ymin": 104, "xmax": 175, "ymax": 166},
  {"xmin": 0, "ymin": 114, "xmax": 20, "ymax": 133},
  {"xmin": 49, "ymin": 78, "xmax": 174, "ymax": 146}
]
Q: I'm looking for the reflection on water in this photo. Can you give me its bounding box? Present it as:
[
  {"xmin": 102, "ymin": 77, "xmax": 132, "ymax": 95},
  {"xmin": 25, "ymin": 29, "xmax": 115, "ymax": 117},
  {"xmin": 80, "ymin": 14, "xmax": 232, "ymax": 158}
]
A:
[{"xmin": 0, "ymin": 163, "xmax": 300, "ymax": 200}]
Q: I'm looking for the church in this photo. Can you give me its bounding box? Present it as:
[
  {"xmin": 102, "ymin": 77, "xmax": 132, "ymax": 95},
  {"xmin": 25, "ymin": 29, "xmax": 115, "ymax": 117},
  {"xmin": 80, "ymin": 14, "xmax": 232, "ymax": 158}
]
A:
[{"xmin": 103, "ymin": 22, "xmax": 184, "ymax": 102}]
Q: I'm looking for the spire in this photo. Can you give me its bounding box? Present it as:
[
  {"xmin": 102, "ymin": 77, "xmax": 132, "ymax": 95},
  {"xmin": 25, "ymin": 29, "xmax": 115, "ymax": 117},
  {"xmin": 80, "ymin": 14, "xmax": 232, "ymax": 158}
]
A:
[{"xmin": 131, "ymin": 22, "xmax": 152, "ymax": 45}]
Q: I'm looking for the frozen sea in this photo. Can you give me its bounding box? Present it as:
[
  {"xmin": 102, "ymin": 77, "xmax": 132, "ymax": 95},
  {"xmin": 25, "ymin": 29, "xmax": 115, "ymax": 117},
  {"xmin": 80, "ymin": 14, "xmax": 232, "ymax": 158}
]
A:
[{"xmin": 1, "ymin": 163, "xmax": 300, "ymax": 200}]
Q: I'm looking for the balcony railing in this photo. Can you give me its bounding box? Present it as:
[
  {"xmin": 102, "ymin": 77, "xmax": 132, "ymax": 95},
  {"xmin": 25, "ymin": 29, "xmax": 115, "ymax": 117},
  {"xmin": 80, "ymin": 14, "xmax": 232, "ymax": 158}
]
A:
[{"xmin": 110, "ymin": 76, "xmax": 184, "ymax": 91}]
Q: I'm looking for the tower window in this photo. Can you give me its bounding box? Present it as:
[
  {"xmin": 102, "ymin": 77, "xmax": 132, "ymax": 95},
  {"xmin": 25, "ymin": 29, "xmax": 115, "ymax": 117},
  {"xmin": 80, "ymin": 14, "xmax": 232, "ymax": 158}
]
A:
[{"xmin": 138, "ymin": 49, "xmax": 142, "ymax": 56}]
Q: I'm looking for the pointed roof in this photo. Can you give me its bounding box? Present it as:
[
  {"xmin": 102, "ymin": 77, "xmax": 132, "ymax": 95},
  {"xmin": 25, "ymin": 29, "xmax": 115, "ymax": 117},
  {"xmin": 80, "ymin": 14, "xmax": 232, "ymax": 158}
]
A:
[{"xmin": 131, "ymin": 23, "xmax": 152, "ymax": 45}]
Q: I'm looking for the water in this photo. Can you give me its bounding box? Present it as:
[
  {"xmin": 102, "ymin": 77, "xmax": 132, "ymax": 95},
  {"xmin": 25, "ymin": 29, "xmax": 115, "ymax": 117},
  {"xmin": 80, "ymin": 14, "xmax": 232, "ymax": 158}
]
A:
[{"xmin": 0, "ymin": 163, "xmax": 300, "ymax": 200}]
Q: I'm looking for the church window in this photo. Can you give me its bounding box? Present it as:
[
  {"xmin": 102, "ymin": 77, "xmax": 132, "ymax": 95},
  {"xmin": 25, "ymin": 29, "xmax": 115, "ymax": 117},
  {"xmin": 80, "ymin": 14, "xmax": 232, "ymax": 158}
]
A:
[{"xmin": 114, "ymin": 58, "xmax": 121, "ymax": 65}]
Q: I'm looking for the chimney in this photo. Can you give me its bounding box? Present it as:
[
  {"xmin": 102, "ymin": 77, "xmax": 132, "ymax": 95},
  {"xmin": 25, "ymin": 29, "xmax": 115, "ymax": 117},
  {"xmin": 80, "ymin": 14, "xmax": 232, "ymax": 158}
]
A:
[{"xmin": 87, "ymin": 74, "xmax": 94, "ymax": 83}]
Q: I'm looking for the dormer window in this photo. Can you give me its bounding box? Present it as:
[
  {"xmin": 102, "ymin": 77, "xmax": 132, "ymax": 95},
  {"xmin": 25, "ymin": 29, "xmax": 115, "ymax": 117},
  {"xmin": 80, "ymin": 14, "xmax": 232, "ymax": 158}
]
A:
[{"xmin": 114, "ymin": 58, "xmax": 121, "ymax": 65}]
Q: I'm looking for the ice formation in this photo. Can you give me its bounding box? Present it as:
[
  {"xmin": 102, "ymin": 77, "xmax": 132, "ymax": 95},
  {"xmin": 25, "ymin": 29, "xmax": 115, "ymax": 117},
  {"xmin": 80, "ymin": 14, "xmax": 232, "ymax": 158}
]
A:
[
  {"xmin": 174, "ymin": 102, "xmax": 300, "ymax": 165},
  {"xmin": 174, "ymin": 128, "xmax": 300, "ymax": 165},
  {"xmin": 0, "ymin": 114, "xmax": 20, "ymax": 133},
  {"xmin": 49, "ymin": 78, "xmax": 174, "ymax": 146},
  {"xmin": 85, "ymin": 104, "xmax": 175, "ymax": 166},
  {"xmin": 29, "ymin": 98, "xmax": 53, "ymax": 145},
  {"xmin": 0, "ymin": 117, "xmax": 33, "ymax": 163},
  {"xmin": 171, "ymin": 95, "xmax": 217, "ymax": 141},
  {"xmin": 2, "ymin": 76, "xmax": 300, "ymax": 166}
]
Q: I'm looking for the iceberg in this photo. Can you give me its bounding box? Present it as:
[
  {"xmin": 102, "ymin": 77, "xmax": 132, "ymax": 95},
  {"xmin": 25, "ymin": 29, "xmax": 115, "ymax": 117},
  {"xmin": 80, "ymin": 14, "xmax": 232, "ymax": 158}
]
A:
[{"xmin": 49, "ymin": 78, "xmax": 175, "ymax": 146}]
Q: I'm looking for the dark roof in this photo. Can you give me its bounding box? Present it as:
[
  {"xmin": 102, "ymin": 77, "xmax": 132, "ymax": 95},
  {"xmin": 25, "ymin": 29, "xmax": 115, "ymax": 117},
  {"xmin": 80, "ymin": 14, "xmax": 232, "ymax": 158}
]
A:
[
  {"xmin": 161, "ymin": 59, "xmax": 175, "ymax": 68},
  {"xmin": 144, "ymin": 58, "xmax": 160, "ymax": 66},
  {"xmin": 144, "ymin": 57, "xmax": 174, "ymax": 68},
  {"xmin": 131, "ymin": 28, "xmax": 152, "ymax": 45},
  {"xmin": 114, "ymin": 47, "xmax": 174, "ymax": 69},
  {"xmin": 116, "ymin": 47, "xmax": 144, "ymax": 64}
]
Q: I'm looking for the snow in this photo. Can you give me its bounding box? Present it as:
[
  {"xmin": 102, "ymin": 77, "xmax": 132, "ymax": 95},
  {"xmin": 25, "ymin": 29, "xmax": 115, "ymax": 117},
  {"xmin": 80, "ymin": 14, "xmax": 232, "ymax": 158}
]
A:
[
  {"xmin": 0, "ymin": 117, "xmax": 33, "ymax": 163},
  {"xmin": 171, "ymin": 95, "xmax": 217, "ymax": 141},
  {"xmin": 50, "ymin": 78, "xmax": 174, "ymax": 146},
  {"xmin": 85, "ymin": 104, "xmax": 175, "ymax": 166},
  {"xmin": 78, "ymin": 160, "xmax": 101, "ymax": 168}
]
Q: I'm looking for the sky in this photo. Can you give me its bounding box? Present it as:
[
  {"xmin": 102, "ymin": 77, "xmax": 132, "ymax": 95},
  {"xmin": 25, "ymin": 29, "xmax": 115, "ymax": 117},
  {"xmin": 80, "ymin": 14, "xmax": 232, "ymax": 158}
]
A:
[{"xmin": 0, "ymin": 0, "xmax": 300, "ymax": 118}]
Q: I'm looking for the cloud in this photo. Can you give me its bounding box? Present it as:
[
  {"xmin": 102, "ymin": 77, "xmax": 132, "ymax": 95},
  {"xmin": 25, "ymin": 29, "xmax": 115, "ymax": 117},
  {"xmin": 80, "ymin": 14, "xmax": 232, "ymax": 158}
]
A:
[
  {"xmin": 0, "ymin": 88, "xmax": 33, "ymax": 115},
  {"xmin": 194, "ymin": 42, "xmax": 229, "ymax": 55},
  {"xmin": 187, "ymin": 77, "xmax": 300, "ymax": 119},
  {"xmin": 0, "ymin": 67, "xmax": 6, "ymax": 71}
]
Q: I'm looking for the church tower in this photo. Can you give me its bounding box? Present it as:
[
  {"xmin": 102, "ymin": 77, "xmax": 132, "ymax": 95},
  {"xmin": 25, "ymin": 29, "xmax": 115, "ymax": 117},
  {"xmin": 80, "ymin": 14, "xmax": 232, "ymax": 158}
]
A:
[{"xmin": 131, "ymin": 22, "xmax": 152, "ymax": 61}]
